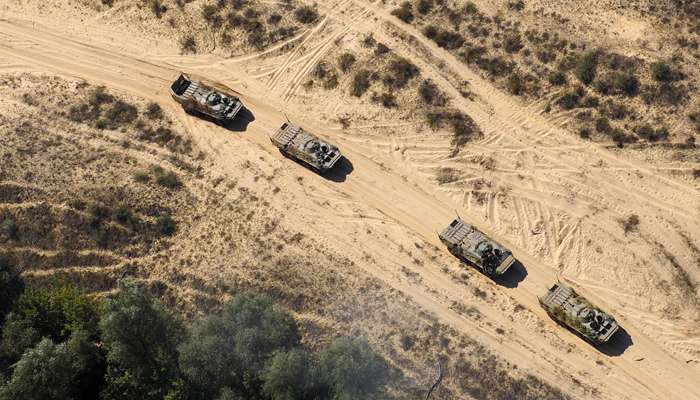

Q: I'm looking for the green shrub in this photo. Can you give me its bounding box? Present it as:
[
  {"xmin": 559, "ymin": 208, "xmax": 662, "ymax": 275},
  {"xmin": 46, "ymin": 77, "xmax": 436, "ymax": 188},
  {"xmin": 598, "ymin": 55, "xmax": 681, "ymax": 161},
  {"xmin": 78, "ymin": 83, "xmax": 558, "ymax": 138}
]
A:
[
  {"xmin": 317, "ymin": 337, "xmax": 388, "ymax": 400},
  {"xmin": 612, "ymin": 72, "xmax": 639, "ymax": 95},
  {"xmin": 416, "ymin": 0, "xmax": 432, "ymax": 14},
  {"xmin": 1, "ymin": 217, "xmax": 18, "ymax": 240},
  {"xmin": 390, "ymin": 2, "xmax": 414, "ymax": 23},
  {"xmin": 503, "ymin": 33, "xmax": 523, "ymax": 53},
  {"xmin": 178, "ymin": 293, "xmax": 300, "ymax": 398},
  {"xmin": 156, "ymin": 212, "xmax": 176, "ymax": 236},
  {"xmin": 548, "ymin": 70, "xmax": 567, "ymax": 86},
  {"xmin": 0, "ymin": 256, "xmax": 24, "ymax": 322},
  {"xmin": 152, "ymin": 166, "xmax": 182, "ymax": 190},
  {"xmin": 383, "ymin": 57, "xmax": 419, "ymax": 89},
  {"xmin": 595, "ymin": 116, "xmax": 611, "ymax": 133},
  {"xmin": 145, "ymin": 102, "xmax": 163, "ymax": 120},
  {"xmin": 294, "ymin": 5, "xmax": 318, "ymax": 24},
  {"xmin": 574, "ymin": 51, "xmax": 598, "ymax": 85},
  {"xmin": 350, "ymin": 70, "xmax": 372, "ymax": 97},
  {"xmin": 338, "ymin": 52, "xmax": 356, "ymax": 73},
  {"xmin": 650, "ymin": 61, "xmax": 673, "ymax": 82},
  {"xmin": 134, "ymin": 171, "xmax": 150, "ymax": 183},
  {"xmin": 262, "ymin": 348, "xmax": 313, "ymax": 400},
  {"xmin": 100, "ymin": 280, "xmax": 184, "ymax": 400},
  {"xmin": 578, "ymin": 127, "xmax": 592, "ymax": 139},
  {"xmin": 418, "ymin": 79, "xmax": 447, "ymax": 106},
  {"xmin": 634, "ymin": 124, "xmax": 669, "ymax": 142},
  {"xmin": 180, "ymin": 36, "xmax": 197, "ymax": 54},
  {"xmin": 0, "ymin": 332, "xmax": 103, "ymax": 400}
]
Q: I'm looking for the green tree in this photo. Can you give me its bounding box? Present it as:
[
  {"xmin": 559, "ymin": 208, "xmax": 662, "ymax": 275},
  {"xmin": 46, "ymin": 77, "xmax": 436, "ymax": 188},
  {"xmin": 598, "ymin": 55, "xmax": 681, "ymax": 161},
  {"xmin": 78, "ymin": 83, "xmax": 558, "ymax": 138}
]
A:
[
  {"xmin": 0, "ymin": 330, "xmax": 101, "ymax": 400},
  {"xmin": 178, "ymin": 293, "xmax": 299, "ymax": 398},
  {"xmin": 317, "ymin": 337, "xmax": 388, "ymax": 400},
  {"xmin": 0, "ymin": 282, "xmax": 100, "ymax": 363},
  {"xmin": 100, "ymin": 280, "xmax": 184, "ymax": 400},
  {"xmin": 574, "ymin": 52, "xmax": 598, "ymax": 85},
  {"xmin": 0, "ymin": 257, "xmax": 23, "ymax": 323},
  {"xmin": 262, "ymin": 348, "xmax": 314, "ymax": 400}
]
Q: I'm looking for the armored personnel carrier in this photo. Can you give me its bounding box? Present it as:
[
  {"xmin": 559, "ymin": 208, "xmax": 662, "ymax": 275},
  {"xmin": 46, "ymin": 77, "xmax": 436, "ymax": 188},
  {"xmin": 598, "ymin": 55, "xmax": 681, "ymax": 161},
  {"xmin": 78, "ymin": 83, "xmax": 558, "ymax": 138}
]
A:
[
  {"xmin": 539, "ymin": 283, "xmax": 619, "ymax": 344},
  {"xmin": 439, "ymin": 218, "xmax": 515, "ymax": 276},
  {"xmin": 170, "ymin": 73, "xmax": 243, "ymax": 124},
  {"xmin": 271, "ymin": 122, "xmax": 341, "ymax": 173}
]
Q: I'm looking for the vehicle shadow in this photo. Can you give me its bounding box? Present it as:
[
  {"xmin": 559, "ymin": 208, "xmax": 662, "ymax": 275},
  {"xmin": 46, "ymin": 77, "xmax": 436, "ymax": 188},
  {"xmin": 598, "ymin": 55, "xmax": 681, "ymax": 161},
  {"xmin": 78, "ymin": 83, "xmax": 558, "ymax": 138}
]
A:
[
  {"xmin": 493, "ymin": 260, "xmax": 527, "ymax": 288},
  {"xmin": 598, "ymin": 326, "xmax": 633, "ymax": 357},
  {"xmin": 221, "ymin": 107, "xmax": 255, "ymax": 132},
  {"xmin": 322, "ymin": 156, "xmax": 354, "ymax": 183}
]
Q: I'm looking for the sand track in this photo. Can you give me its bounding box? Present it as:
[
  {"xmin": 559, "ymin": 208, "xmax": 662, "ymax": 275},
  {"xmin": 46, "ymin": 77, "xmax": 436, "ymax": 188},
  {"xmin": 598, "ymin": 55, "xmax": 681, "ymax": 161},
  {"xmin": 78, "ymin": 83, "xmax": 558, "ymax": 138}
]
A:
[{"xmin": 1, "ymin": 10, "xmax": 699, "ymax": 400}]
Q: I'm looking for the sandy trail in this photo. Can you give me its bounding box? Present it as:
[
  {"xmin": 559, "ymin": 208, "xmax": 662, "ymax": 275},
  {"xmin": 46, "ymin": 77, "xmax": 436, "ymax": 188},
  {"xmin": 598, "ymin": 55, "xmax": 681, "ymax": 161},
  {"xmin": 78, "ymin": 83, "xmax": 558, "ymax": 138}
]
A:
[{"xmin": 1, "ymin": 13, "xmax": 699, "ymax": 400}]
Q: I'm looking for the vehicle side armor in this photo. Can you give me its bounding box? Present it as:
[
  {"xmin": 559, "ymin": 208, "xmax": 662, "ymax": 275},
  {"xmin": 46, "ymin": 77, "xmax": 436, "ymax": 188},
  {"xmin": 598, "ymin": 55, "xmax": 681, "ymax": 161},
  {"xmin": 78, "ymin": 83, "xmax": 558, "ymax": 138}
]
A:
[
  {"xmin": 539, "ymin": 283, "xmax": 619, "ymax": 344},
  {"xmin": 439, "ymin": 218, "xmax": 515, "ymax": 276},
  {"xmin": 170, "ymin": 73, "xmax": 243, "ymax": 123},
  {"xmin": 270, "ymin": 122, "xmax": 342, "ymax": 173}
]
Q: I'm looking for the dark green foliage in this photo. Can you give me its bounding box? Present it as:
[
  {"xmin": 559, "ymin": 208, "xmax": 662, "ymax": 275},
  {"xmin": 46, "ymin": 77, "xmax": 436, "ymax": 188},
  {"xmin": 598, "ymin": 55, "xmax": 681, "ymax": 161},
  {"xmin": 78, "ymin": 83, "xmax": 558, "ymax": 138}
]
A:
[
  {"xmin": 425, "ymin": 110, "xmax": 479, "ymax": 146},
  {"xmin": 416, "ymin": 0, "xmax": 432, "ymax": 14},
  {"xmin": 391, "ymin": 2, "xmax": 414, "ymax": 23},
  {"xmin": 601, "ymin": 100, "xmax": 629, "ymax": 119},
  {"xmin": 374, "ymin": 43, "xmax": 390, "ymax": 56},
  {"xmin": 338, "ymin": 53, "xmax": 356, "ymax": 73},
  {"xmin": 548, "ymin": 70, "xmax": 566, "ymax": 86},
  {"xmin": 595, "ymin": 116, "xmax": 611, "ymax": 134},
  {"xmin": 612, "ymin": 72, "xmax": 639, "ymax": 95},
  {"xmin": 202, "ymin": 4, "xmax": 221, "ymax": 24},
  {"xmin": 0, "ymin": 331, "xmax": 103, "ymax": 400},
  {"xmin": 145, "ymin": 102, "xmax": 164, "ymax": 120},
  {"xmin": 152, "ymin": 166, "xmax": 183, "ymax": 190},
  {"xmin": 689, "ymin": 111, "xmax": 700, "ymax": 133},
  {"xmin": 418, "ymin": 79, "xmax": 447, "ymax": 106},
  {"xmin": 578, "ymin": 127, "xmax": 591, "ymax": 139},
  {"xmin": 373, "ymin": 92, "xmax": 397, "ymax": 108},
  {"xmin": 650, "ymin": 61, "xmax": 674, "ymax": 82},
  {"xmin": 180, "ymin": 36, "xmax": 197, "ymax": 54},
  {"xmin": 178, "ymin": 293, "xmax": 299, "ymax": 398},
  {"xmin": 150, "ymin": 0, "xmax": 167, "ymax": 18},
  {"xmin": 351, "ymin": 70, "xmax": 372, "ymax": 97},
  {"xmin": 574, "ymin": 52, "xmax": 598, "ymax": 85},
  {"xmin": 156, "ymin": 212, "xmax": 177, "ymax": 236},
  {"xmin": 556, "ymin": 87, "xmax": 584, "ymax": 110},
  {"xmin": 383, "ymin": 58, "xmax": 419, "ymax": 90},
  {"xmin": 503, "ymin": 33, "xmax": 523, "ymax": 53},
  {"xmin": 262, "ymin": 348, "xmax": 314, "ymax": 400},
  {"xmin": 423, "ymin": 25, "xmax": 464, "ymax": 49},
  {"xmin": 0, "ymin": 257, "xmax": 23, "ymax": 323},
  {"xmin": 506, "ymin": 73, "xmax": 524, "ymax": 95},
  {"xmin": 100, "ymin": 280, "xmax": 185, "ymax": 400},
  {"xmin": 317, "ymin": 337, "xmax": 388, "ymax": 400},
  {"xmin": 2, "ymin": 282, "xmax": 101, "ymax": 348},
  {"xmin": 294, "ymin": 5, "xmax": 318, "ymax": 24},
  {"xmin": 634, "ymin": 124, "xmax": 669, "ymax": 142}
]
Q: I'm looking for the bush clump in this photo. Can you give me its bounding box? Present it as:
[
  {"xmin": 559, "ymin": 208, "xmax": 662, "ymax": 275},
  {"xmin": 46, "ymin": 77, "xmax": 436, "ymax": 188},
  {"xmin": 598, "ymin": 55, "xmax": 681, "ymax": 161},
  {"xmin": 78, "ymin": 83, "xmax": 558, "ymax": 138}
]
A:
[
  {"xmin": 152, "ymin": 166, "xmax": 183, "ymax": 190},
  {"xmin": 612, "ymin": 72, "xmax": 639, "ymax": 95},
  {"xmin": 634, "ymin": 124, "xmax": 669, "ymax": 142},
  {"xmin": 294, "ymin": 5, "xmax": 318, "ymax": 24},
  {"xmin": 418, "ymin": 79, "xmax": 448, "ymax": 106},
  {"xmin": 350, "ymin": 70, "xmax": 372, "ymax": 97},
  {"xmin": 391, "ymin": 2, "xmax": 414, "ymax": 23},
  {"xmin": 425, "ymin": 109, "xmax": 479, "ymax": 146},
  {"xmin": 574, "ymin": 51, "xmax": 598, "ymax": 85},
  {"xmin": 423, "ymin": 25, "xmax": 464, "ymax": 49},
  {"xmin": 650, "ymin": 61, "xmax": 674, "ymax": 82},
  {"xmin": 548, "ymin": 70, "xmax": 567, "ymax": 86},
  {"xmin": 383, "ymin": 58, "xmax": 419, "ymax": 90},
  {"xmin": 338, "ymin": 53, "xmax": 356, "ymax": 73}
]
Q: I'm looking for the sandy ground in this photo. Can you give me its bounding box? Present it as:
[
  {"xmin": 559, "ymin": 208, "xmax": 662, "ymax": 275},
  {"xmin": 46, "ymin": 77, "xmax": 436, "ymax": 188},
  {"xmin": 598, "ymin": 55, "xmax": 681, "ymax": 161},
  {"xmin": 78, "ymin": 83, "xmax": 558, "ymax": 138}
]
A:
[{"xmin": 1, "ymin": 0, "xmax": 699, "ymax": 398}]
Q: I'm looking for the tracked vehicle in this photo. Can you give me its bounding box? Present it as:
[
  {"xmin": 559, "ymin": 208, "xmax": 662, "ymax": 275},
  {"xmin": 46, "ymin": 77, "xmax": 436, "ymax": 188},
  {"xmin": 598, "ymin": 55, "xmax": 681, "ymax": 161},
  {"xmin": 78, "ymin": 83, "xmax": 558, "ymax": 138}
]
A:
[
  {"xmin": 271, "ymin": 122, "xmax": 341, "ymax": 173},
  {"xmin": 539, "ymin": 283, "xmax": 619, "ymax": 344},
  {"xmin": 170, "ymin": 73, "xmax": 243, "ymax": 124},
  {"xmin": 439, "ymin": 218, "xmax": 515, "ymax": 276}
]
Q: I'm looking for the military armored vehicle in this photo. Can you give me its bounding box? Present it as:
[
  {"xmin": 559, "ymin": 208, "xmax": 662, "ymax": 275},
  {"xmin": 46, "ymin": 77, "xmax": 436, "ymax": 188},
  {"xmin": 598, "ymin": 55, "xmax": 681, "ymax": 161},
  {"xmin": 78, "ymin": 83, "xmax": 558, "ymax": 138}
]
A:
[
  {"xmin": 539, "ymin": 282, "xmax": 619, "ymax": 344},
  {"xmin": 270, "ymin": 122, "xmax": 342, "ymax": 173},
  {"xmin": 439, "ymin": 218, "xmax": 515, "ymax": 276},
  {"xmin": 170, "ymin": 73, "xmax": 243, "ymax": 124}
]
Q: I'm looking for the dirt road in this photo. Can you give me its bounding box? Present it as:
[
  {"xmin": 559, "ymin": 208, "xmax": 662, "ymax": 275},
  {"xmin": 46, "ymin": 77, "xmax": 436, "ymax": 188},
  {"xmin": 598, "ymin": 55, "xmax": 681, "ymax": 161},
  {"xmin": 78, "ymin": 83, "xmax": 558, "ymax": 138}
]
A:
[{"xmin": 1, "ymin": 11, "xmax": 699, "ymax": 400}]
